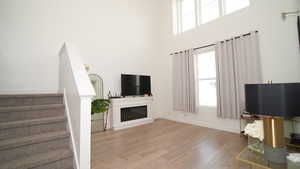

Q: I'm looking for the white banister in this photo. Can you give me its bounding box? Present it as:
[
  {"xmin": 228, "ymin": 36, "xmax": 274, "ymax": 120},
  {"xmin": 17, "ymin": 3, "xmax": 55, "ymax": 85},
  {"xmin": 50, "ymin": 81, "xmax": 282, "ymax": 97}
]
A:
[{"xmin": 59, "ymin": 42, "xmax": 95, "ymax": 169}]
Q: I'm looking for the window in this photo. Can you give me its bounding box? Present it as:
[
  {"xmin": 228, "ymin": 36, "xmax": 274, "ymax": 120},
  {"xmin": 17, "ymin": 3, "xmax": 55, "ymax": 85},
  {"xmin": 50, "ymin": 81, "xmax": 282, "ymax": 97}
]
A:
[
  {"xmin": 179, "ymin": 0, "xmax": 197, "ymax": 32},
  {"xmin": 225, "ymin": 0, "xmax": 250, "ymax": 14},
  {"xmin": 174, "ymin": 0, "xmax": 250, "ymax": 34},
  {"xmin": 200, "ymin": 0, "xmax": 220, "ymax": 24},
  {"xmin": 197, "ymin": 50, "xmax": 217, "ymax": 106}
]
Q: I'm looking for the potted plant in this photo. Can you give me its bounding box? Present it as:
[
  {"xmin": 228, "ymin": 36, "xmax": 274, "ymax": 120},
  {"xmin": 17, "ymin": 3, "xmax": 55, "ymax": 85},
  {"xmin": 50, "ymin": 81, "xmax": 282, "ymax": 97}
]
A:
[{"xmin": 91, "ymin": 99, "xmax": 111, "ymax": 132}]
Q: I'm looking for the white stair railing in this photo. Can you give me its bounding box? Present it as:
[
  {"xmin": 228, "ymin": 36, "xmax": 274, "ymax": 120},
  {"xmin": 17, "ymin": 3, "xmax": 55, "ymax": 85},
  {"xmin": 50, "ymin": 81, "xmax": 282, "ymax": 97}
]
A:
[{"xmin": 59, "ymin": 42, "xmax": 95, "ymax": 169}]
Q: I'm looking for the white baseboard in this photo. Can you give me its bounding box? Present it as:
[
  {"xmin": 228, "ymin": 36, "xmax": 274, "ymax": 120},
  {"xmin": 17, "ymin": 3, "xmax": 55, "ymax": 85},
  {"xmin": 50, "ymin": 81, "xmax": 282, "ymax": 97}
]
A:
[{"xmin": 161, "ymin": 115, "xmax": 240, "ymax": 134}]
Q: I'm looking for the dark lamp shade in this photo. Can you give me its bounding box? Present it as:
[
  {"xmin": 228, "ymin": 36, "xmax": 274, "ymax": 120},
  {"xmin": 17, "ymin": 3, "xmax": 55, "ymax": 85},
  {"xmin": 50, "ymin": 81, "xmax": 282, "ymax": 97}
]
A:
[{"xmin": 245, "ymin": 83, "xmax": 300, "ymax": 118}]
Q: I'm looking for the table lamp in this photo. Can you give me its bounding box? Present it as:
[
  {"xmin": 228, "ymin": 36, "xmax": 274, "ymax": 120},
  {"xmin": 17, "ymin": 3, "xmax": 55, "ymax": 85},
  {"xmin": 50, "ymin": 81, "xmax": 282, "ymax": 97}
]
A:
[{"xmin": 245, "ymin": 83, "xmax": 300, "ymax": 163}]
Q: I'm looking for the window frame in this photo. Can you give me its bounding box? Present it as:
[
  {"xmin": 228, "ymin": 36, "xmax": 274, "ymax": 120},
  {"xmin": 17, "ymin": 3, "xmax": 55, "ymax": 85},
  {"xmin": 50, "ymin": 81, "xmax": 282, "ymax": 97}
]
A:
[
  {"xmin": 174, "ymin": 0, "xmax": 249, "ymax": 34},
  {"xmin": 198, "ymin": 0, "xmax": 221, "ymax": 24},
  {"xmin": 223, "ymin": 0, "xmax": 250, "ymax": 15},
  {"xmin": 176, "ymin": 0, "xmax": 198, "ymax": 33},
  {"xmin": 195, "ymin": 47, "xmax": 217, "ymax": 108}
]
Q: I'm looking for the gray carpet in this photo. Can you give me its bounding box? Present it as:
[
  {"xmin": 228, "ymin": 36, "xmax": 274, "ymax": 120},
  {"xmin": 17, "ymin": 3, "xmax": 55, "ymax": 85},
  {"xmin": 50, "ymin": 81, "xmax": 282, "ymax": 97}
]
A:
[{"xmin": 0, "ymin": 94, "xmax": 74, "ymax": 169}]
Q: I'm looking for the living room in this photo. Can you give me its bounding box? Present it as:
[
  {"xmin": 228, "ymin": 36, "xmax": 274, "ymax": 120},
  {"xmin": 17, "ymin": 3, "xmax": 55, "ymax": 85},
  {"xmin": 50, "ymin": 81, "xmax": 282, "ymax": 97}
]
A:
[{"xmin": 0, "ymin": 0, "xmax": 300, "ymax": 169}]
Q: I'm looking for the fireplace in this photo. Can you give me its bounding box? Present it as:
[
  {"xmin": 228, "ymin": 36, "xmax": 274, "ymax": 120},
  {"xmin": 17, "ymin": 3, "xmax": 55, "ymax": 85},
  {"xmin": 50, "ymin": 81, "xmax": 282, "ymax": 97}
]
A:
[
  {"xmin": 108, "ymin": 96, "xmax": 153, "ymax": 130},
  {"xmin": 121, "ymin": 106, "xmax": 147, "ymax": 122}
]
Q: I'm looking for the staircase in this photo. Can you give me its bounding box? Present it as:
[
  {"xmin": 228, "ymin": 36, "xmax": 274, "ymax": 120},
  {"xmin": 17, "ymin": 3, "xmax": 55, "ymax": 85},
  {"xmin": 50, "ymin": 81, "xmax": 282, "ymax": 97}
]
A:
[{"xmin": 0, "ymin": 94, "xmax": 74, "ymax": 169}]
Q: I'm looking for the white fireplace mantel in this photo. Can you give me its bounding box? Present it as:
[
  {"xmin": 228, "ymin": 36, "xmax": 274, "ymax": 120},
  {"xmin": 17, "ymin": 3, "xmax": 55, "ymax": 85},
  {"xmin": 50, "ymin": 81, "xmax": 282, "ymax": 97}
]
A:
[{"xmin": 107, "ymin": 96, "xmax": 154, "ymax": 130}]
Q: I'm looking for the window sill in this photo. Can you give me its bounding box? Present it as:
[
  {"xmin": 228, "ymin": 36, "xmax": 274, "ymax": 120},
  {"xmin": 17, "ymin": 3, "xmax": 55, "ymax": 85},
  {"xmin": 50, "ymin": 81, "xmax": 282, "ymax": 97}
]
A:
[
  {"xmin": 199, "ymin": 105, "xmax": 216, "ymax": 107},
  {"xmin": 197, "ymin": 105, "xmax": 217, "ymax": 110}
]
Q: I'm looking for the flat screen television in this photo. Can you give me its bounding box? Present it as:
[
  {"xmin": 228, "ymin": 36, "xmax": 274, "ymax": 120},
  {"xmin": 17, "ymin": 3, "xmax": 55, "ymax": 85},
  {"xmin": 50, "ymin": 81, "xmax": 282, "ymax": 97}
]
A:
[{"xmin": 121, "ymin": 74, "xmax": 151, "ymax": 97}]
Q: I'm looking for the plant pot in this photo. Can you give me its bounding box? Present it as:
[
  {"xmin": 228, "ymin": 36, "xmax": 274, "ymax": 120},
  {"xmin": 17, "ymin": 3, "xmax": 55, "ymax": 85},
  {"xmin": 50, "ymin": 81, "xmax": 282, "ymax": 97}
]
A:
[
  {"xmin": 91, "ymin": 112, "xmax": 104, "ymax": 133},
  {"xmin": 92, "ymin": 113, "xmax": 104, "ymax": 120}
]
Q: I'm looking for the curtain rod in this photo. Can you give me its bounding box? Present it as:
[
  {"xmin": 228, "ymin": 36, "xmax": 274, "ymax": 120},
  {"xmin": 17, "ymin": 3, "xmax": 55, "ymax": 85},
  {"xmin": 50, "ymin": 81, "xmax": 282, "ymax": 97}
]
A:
[
  {"xmin": 170, "ymin": 30, "xmax": 259, "ymax": 55},
  {"xmin": 282, "ymin": 10, "xmax": 299, "ymax": 20}
]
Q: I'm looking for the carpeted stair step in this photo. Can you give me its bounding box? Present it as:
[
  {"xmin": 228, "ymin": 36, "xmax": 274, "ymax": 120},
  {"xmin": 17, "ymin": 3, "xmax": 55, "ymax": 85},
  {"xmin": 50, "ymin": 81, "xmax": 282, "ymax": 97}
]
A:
[
  {"xmin": 0, "ymin": 131, "xmax": 70, "ymax": 162},
  {"xmin": 0, "ymin": 93, "xmax": 63, "ymax": 107},
  {"xmin": 32, "ymin": 157, "xmax": 74, "ymax": 169},
  {"xmin": 0, "ymin": 104, "xmax": 65, "ymax": 122},
  {"xmin": 1, "ymin": 148, "xmax": 73, "ymax": 169},
  {"xmin": 0, "ymin": 117, "xmax": 67, "ymax": 140},
  {"xmin": 0, "ymin": 116, "xmax": 66, "ymax": 130},
  {"xmin": 0, "ymin": 130, "xmax": 69, "ymax": 151},
  {"xmin": 0, "ymin": 93, "xmax": 74, "ymax": 169},
  {"xmin": 0, "ymin": 116, "xmax": 67, "ymax": 140}
]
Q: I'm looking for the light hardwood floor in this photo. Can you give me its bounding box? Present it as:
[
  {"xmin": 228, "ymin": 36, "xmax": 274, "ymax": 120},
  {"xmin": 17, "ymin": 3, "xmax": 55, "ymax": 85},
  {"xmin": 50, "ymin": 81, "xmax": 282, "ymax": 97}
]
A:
[{"xmin": 91, "ymin": 119, "xmax": 249, "ymax": 169}]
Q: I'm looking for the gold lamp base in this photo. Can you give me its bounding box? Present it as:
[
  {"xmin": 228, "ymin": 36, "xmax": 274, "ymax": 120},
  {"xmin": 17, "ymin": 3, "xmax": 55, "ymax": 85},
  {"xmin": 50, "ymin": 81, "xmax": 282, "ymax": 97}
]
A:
[
  {"xmin": 263, "ymin": 116, "xmax": 285, "ymax": 148},
  {"xmin": 262, "ymin": 116, "xmax": 287, "ymax": 163}
]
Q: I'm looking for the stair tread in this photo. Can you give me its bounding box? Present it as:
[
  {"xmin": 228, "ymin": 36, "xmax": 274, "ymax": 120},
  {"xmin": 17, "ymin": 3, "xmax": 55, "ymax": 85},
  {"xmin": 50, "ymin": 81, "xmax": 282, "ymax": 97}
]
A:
[
  {"xmin": 0, "ymin": 116, "xmax": 66, "ymax": 129},
  {"xmin": 0, "ymin": 104, "xmax": 65, "ymax": 113},
  {"xmin": 1, "ymin": 148, "xmax": 72, "ymax": 169},
  {"xmin": 0, "ymin": 93, "xmax": 63, "ymax": 98},
  {"xmin": 0, "ymin": 131, "xmax": 69, "ymax": 151}
]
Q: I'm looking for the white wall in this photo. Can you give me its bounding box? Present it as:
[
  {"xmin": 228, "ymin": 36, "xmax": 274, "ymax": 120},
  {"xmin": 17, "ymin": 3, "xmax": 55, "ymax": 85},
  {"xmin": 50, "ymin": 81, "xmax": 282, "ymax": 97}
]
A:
[
  {"xmin": 0, "ymin": 0, "xmax": 166, "ymax": 118},
  {"xmin": 1, "ymin": 0, "xmax": 300, "ymax": 133},
  {"xmin": 159, "ymin": 0, "xmax": 300, "ymax": 133}
]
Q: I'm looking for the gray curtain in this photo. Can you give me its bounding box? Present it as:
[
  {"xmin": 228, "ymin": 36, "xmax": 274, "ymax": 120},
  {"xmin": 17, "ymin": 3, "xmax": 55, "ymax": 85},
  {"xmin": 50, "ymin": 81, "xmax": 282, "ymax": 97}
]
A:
[
  {"xmin": 173, "ymin": 49, "xmax": 196, "ymax": 113},
  {"xmin": 215, "ymin": 31, "xmax": 262, "ymax": 119}
]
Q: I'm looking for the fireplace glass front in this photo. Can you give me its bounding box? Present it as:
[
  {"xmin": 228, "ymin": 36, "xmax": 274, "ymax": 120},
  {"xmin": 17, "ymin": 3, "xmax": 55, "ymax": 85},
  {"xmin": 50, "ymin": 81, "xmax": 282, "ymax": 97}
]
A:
[{"xmin": 121, "ymin": 106, "xmax": 147, "ymax": 122}]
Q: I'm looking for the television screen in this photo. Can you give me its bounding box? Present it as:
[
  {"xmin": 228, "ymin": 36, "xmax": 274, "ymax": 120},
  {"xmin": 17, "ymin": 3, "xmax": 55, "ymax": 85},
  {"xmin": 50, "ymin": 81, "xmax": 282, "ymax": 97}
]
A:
[
  {"xmin": 245, "ymin": 83, "xmax": 300, "ymax": 117},
  {"xmin": 121, "ymin": 74, "xmax": 151, "ymax": 96}
]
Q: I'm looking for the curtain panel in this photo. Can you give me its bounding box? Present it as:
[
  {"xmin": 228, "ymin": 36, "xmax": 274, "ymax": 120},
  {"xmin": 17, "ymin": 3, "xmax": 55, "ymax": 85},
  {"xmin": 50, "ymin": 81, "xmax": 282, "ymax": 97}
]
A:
[
  {"xmin": 172, "ymin": 49, "xmax": 197, "ymax": 113},
  {"xmin": 215, "ymin": 31, "xmax": 262, "ymax": 119}
]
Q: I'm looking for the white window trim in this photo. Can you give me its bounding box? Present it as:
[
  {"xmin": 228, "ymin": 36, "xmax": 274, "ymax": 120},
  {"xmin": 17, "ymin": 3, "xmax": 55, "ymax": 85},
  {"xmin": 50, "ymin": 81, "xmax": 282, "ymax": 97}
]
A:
[
  {"xmin": 175, "ymin": 0, "xmax": 182, "ymax": 33},
  {"xmin": 195, "ymin": 0, "xmax": 201, "ymax": 26},
  {"xmin": 219, "ymin": 0, "xmax": 225, "ymax": 16},
  {"xmin": 178, "ymin": 0, "xmax": 183, "ymax": 33}
]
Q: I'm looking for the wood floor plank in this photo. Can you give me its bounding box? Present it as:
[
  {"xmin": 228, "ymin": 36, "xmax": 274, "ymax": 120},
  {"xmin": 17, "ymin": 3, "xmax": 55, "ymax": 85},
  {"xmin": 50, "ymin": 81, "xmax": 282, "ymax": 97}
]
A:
[{"xmin": 92, "ymin": 119, "xmax": 248, "ymax": 169}]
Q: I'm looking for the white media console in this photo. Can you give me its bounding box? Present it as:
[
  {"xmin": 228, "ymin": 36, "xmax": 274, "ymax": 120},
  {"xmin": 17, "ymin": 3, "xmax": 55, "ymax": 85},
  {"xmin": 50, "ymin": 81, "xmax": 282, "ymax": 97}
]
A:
[{"xmin": 106, "ymin": 96, "xmax": 154, "ymax": 130}]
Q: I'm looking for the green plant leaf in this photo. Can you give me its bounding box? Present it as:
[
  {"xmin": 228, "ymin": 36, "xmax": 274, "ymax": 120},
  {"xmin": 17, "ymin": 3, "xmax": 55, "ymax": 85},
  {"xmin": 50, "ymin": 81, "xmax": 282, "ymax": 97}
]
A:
[{"xmin": 91, "ymin": 99, "xmax": 111, "ymax": 114}]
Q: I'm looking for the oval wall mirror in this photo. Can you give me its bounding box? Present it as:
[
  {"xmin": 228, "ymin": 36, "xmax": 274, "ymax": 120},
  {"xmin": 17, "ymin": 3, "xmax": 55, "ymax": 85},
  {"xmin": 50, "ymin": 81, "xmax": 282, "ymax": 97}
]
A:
[{"xmin": 88, "ymin": 74, "xmax": 104, "ymax": 100}]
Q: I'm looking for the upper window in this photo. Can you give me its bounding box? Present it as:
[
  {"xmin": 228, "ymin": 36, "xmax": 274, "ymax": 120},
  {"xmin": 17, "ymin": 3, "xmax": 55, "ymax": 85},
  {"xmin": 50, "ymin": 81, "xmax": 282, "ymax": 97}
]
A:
[
  {"xmin": 200, "ymin": 0, "xmax": 220, "ymax": 24},
  {"xmin": 225, "ymin": 0, "xmax": 250, "ymax": 14},
  {"xmin": 180, "ymin": 0, "xmax": 197, "ymax": 32},
  {"xmin": 174, "ymin": 0, "xmax": 250, "ymax": 34}
]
